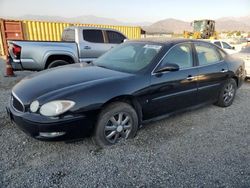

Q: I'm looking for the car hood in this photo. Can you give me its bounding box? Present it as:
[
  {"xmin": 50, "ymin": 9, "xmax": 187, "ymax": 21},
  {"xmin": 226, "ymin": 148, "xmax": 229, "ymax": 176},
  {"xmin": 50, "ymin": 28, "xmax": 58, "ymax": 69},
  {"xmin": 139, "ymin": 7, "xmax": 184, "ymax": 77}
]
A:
[{"xmin": 12, "ymin": 63, "xmax": 131, "ymax": 104}]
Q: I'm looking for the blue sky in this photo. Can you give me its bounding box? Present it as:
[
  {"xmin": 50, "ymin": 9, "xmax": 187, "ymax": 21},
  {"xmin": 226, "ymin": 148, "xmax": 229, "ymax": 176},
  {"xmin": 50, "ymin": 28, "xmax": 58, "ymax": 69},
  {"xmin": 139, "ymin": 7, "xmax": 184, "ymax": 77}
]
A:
[{"xmin": 0, "ymin": 0, "xmax": 249, "ymax": 22}]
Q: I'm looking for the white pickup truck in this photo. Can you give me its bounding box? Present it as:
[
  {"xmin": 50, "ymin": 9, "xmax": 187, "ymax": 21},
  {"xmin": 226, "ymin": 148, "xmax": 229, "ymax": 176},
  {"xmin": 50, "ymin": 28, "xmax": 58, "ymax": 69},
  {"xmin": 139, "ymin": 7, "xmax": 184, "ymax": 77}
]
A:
[{"xmin": 8, "ymin": 26, "xmax": 127, "ymax": 71}]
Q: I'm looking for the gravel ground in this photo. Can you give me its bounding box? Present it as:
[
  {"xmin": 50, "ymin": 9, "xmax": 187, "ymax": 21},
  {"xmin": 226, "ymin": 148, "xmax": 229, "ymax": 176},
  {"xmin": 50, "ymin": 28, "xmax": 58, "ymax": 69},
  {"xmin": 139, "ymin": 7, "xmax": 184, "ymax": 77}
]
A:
[{"xmin": 0, "ymin": 58, "xmax": 250, "ymax": 187}]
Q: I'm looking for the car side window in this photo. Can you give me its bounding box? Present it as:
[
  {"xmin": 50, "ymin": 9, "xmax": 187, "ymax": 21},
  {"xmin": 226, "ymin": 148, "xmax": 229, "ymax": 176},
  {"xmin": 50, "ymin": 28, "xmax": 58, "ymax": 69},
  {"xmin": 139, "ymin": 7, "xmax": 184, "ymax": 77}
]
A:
[
  {"xmin": 214, "ymin": 41, "xmax": 222, "ymax": 48},
  {"xmin": 107, "ymin": 31, "xmax": 126, "ymax": 44},
  {"xmin": 195, "ymin": 43, "xmax": 221, "ymax": 66},
  {"xmin": 160, "ymin": 43, "xmax": 193, "ymax": 69},
  {"xmin": 222, "ymin": 42, "xmax": 232, "ymax": 49},
  {"xmin": 82, "ymin": 29, "xmax": 104, "ymax": 43}
]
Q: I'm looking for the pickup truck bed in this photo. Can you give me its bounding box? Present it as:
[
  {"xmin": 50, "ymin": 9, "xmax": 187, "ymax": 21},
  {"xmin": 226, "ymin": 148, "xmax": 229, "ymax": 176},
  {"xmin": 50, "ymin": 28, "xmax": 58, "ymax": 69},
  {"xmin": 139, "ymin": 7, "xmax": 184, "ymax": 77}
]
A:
[{"xmin": 8, "ymin": 40, "xmax": 78, "ymax": 70}]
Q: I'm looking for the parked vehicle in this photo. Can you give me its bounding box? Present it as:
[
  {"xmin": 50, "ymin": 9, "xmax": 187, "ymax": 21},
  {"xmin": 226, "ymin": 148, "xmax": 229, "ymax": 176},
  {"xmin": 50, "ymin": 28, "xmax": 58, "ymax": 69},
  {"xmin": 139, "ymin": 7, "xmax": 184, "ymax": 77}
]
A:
[
  {"xmin": 211, "ymin": 40, "xmax": 237, "ymax": 54},
  {"xmin": 8, "ymin": 26, "xmax": 127, "ymax": 71},
  {"xmin": 183, "ymin": 19, "xmax": 217, "ymax": 39},
  {"xmin": 247, "ymin": 36, "xmax": 250, "ymax": 42},
  {"xmin": 233, "ymin": 46, "xmax": 250, "ymax": 78},
  {"xmin": 7, "ymin": 39, "xmax": 245, "ymax": 147}
]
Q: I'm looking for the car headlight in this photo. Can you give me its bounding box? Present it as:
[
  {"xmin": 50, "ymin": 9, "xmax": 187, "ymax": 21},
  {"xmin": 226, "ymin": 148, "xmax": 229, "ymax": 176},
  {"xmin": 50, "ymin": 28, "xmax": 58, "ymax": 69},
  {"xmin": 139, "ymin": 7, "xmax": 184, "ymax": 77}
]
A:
[
  {"xmin": 40, "ymin": 100, "xmax": 75, "ymax": 117},
  {"xmin": 30, "ymin": 100, "xmax": 39, "ymax": 112}
]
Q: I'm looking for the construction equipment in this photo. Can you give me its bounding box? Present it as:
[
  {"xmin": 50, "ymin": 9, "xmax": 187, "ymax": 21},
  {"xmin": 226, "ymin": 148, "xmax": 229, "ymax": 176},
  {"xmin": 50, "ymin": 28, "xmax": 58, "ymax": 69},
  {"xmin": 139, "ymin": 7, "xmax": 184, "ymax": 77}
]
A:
[{"xmin": 184, "ymin": 20, "xmax": 218, "ymax": 39}]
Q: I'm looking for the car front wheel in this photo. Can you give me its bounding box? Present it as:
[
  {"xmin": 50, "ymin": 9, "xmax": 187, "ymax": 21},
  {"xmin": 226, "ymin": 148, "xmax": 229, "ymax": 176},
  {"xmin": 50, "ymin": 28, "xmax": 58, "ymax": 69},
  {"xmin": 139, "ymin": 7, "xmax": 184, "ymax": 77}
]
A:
[
  {"xmin": 216, "ymin": 78, "xmax": 237, "ymax": 107},
  {"xmin": 94, "ymin": 102, "xmax": 138, "ymax": 147}
]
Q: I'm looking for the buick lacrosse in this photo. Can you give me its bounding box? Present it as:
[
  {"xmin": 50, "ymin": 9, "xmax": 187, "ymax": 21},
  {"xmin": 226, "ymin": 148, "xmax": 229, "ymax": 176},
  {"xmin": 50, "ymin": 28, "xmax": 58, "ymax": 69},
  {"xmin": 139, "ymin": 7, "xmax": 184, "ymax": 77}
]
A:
[{"xmin": 7, "ymin": 39, "xmax": 245, "ymax": 147}]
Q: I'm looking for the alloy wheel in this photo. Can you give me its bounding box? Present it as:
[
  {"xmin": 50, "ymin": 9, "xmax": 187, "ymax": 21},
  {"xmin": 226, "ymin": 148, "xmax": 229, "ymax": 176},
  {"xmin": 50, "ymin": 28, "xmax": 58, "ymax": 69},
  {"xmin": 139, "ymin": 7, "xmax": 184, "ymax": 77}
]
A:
[
  {"xmin": 104, "ymin": 112, "xmax": 132, "ymax": 144},
  {"xmin": 223, "ymin": 83, "xmax": 235, "ymax": 104}
]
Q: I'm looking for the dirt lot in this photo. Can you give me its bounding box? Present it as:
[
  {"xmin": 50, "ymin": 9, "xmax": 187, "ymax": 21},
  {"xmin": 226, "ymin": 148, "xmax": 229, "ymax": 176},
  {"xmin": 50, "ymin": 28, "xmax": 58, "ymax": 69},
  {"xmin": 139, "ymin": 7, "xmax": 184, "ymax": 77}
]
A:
[{"xmin": 0, "ymin": 58, "xmax": 250, "ymax": 187}]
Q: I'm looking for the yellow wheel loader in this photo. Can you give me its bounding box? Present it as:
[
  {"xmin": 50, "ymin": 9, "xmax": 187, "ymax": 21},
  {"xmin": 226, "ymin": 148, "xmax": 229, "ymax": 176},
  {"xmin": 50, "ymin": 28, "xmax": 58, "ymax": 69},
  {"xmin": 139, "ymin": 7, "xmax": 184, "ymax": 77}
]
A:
[{"xmin": 184, "ymin": 20, "xmax": 218, "ymax": 39}]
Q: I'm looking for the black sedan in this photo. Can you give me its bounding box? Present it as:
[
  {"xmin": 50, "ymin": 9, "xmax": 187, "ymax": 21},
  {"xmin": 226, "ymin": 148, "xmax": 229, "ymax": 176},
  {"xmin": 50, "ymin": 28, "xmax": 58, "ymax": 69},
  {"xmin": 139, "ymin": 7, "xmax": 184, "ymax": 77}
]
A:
[{"xmin": 7, "ymin": 39, "xmax": 245, "ymax": 147}]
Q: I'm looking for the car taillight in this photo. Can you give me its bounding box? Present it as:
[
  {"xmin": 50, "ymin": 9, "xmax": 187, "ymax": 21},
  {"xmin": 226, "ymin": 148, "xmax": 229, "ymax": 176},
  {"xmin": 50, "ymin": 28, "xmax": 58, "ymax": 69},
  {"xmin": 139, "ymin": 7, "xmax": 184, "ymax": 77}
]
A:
[{"xmin": 12, "ymin": 44, "xmax": 21, "ymax": 59}]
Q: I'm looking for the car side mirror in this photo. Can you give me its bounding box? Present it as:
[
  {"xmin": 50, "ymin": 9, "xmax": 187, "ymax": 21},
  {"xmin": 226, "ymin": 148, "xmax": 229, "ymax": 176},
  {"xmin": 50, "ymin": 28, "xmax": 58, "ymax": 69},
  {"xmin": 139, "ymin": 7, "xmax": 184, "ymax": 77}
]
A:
[
  {"xmin": 155, "ymin": 63, "xmax": 179, "ymax": 73},
  {"xmin": 232, "ymin": 46, "xmax": 235, "ymax": 50}
]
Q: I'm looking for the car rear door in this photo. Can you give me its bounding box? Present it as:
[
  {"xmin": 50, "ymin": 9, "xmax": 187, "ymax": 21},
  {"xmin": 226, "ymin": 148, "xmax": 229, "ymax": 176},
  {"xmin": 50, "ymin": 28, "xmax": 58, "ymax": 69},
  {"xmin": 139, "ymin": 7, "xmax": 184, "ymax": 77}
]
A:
[
  {"xmin": 194, "ymin": 42, "xmax": 229, "ymax": 103},
  {"xmin": 79, "ymin": 29, "xmax": 111, "ymax": 62},
  {"xmin": 146, "ymin": 43, "xmax": 199, "ymax": 119}
]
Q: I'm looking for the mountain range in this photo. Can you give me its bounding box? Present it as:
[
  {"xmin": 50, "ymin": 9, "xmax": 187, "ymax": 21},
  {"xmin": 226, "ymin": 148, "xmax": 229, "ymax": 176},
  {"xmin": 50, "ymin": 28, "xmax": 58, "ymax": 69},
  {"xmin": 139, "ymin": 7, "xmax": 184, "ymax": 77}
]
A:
[
  {"xmin": 10, "ymin": 15, "xmax": 152, "ymax": 27},
  {"xmin": 3, "ymin": 15, "xmax": 250, "ymax": 33},
  {"xmin": 144, "ymin": 16, "xmax": 250, "ymax": 33}
]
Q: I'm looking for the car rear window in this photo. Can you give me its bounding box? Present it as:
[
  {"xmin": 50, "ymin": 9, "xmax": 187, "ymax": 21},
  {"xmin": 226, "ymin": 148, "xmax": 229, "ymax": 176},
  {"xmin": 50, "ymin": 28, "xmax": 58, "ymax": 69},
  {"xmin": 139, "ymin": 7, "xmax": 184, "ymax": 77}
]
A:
[
  {"xmin": 83, "ymin": 30, "xmax": 104, "ymax": 43},
  {"xmin": 62, "ymin": 29, "xmax": 75, "ymax": 41}
]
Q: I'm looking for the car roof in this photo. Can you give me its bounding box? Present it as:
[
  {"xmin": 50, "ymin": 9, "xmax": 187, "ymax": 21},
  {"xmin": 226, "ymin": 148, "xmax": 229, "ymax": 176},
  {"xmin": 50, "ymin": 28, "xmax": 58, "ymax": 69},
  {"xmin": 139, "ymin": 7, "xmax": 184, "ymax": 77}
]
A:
[{"xmin": 129, "ymin": 38, "xmax": 206, "ymax": 45}]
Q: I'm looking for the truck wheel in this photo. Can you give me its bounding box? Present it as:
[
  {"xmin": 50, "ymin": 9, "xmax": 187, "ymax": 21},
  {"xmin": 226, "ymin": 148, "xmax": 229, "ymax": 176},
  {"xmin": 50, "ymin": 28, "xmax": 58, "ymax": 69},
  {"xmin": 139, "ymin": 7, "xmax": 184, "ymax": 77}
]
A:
[
  {"xmin": 94, "ymin": 102, "xmax": 138, "ymax": 148},
  {"xmin": 47, "ymin": 60, "xmax": 69, "ymax": 69}
]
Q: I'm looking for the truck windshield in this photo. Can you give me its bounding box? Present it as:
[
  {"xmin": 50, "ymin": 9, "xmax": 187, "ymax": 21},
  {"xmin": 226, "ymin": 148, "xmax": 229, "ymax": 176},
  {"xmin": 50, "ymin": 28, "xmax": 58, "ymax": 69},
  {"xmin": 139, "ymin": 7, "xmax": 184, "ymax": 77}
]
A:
[
  {"xmin": 194, "ymin": 21, "xmax": 205, "ymax": 32},
  {"xmin": 93, "ymin": 42, "xmax": 162, "ymax": 73}
]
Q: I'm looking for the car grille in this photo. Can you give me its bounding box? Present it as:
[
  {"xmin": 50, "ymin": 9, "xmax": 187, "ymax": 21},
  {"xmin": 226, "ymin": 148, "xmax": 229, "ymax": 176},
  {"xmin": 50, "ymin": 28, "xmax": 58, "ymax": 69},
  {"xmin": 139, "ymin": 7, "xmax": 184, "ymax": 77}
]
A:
[{"xmin": 12, "ymin": 94, "xmax": 24, "ymax": 112}]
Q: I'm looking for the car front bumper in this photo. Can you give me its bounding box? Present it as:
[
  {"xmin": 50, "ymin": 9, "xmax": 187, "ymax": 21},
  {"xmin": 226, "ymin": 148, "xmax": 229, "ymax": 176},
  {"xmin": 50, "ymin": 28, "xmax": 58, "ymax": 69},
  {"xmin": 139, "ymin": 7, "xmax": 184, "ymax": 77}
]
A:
[{"xmin": 6, "ymin": 104, "xmax": 95, "ymax": 141}]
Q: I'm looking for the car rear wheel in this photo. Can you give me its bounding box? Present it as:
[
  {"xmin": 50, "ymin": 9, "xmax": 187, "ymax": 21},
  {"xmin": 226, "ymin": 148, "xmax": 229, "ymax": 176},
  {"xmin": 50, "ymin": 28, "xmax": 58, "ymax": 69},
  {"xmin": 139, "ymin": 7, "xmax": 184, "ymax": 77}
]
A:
[
  {"xmin": 47, "ymin": 60, "xmax": 69, "ymax": 69},
  {"xmin": 215, "ymin": 78, "xmax": 237, "ymax": 107},
  {"xmin": 94, "ymin": 102, "xmax": 138, "ymax": 148}
]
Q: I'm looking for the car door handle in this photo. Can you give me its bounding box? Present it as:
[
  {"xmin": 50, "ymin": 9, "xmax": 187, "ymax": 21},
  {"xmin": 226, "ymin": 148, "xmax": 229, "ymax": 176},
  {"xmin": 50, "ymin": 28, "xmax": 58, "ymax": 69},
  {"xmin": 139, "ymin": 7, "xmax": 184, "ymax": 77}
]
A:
[
  {"xmin": 84, "ymin": 46, "xmax": 91, "ymax": 50},
  {"xmin": 221, "ymin": 69, "xmax": 228, "ymax": 73},
  {"xmin": 186, "ymin": 75, "xmax": 195, "ymax": 81}
]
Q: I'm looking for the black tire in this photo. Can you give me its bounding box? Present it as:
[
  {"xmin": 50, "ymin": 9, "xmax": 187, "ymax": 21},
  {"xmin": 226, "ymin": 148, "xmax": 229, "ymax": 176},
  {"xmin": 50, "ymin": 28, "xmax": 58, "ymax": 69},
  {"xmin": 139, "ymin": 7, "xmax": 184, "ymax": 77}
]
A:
[
  {"xmin": 94, "ymin": 102, "xmax": 138, "ymax": 148},
  {"xmin": 47, "ymin": 60, "xmax": 69, "ymax": 69},
  {"xmin": 215, "ymin": 78, "xmax": 237, "ymax": 107}
]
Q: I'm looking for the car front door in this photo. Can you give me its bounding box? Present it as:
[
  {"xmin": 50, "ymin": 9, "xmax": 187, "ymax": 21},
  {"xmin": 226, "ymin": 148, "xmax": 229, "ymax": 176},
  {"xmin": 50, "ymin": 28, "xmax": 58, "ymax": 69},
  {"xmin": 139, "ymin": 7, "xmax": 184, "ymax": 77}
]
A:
[
  {"xmin": 145, "ymin": 43, "xmax": 199, "ymax": 119},
  {"xmin": 79, "ymin": 29, "xmax": 111, "ymax": 62},
  {"xmin": 104, "ymin": 30, "xmax": 126, "ymax": 50},
  {"xmin": 194, "ymin": 42, "xmax": 229, "ymax": 103}
]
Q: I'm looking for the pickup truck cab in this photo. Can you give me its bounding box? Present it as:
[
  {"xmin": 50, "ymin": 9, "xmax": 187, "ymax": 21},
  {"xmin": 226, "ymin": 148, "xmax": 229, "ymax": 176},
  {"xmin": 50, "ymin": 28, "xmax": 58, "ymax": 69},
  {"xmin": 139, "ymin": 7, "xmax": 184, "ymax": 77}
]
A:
[{"xmin": 8, "ymin": 27, "xmax": 127, "ymax": 71}]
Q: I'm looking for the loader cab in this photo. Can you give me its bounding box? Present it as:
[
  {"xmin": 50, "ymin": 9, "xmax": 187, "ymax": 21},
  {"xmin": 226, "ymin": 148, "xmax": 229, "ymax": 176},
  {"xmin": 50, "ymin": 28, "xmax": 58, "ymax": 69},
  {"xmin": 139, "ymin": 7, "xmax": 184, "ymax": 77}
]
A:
[{"xmin": 193, "ymin": 20, "xmax": 216, "ymax": 39}]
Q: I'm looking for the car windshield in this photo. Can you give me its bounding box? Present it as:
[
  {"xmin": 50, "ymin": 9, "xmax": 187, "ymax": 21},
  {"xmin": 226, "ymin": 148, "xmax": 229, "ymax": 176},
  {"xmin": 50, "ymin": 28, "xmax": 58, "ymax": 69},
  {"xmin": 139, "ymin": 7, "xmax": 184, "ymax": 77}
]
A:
[
  {"xmin": 240, "ymin": 46, "xmax": 250, "ymax": 53},
  {"xmin": 93, "ymin": 42, "xmax": 162, "ymax": 73}
]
